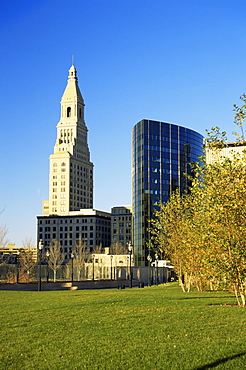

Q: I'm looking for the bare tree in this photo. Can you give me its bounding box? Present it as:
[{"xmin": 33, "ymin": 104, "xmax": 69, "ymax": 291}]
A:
[
  {"xmin": 0, "ymin": 224, "xmax": 9, "ymax": 267},
  {"xmin": 19, "ymin": 237, "xmax": 36, "ymax": 282},
  {"xmin": 73, "ymin": 236, "xmax": 89, "ymax": 281},
  {"xmin": 110, "ymin": 242, "xmax": 128, "ymax": 255},
  {"xmin": 47, "ymin": 239, "xmax": 65, "ymax": 282},
  {"xmin": 0, "ymin": 224, "xmax": 8, "ymax": 247}
]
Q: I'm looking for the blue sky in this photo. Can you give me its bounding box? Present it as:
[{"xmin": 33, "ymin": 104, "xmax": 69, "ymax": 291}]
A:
[{"xmin": 1, "ymin": 0, "xmax": 246, "ymax": 246}]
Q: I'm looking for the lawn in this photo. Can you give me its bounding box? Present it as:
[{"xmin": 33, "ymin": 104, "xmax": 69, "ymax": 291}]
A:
[{"xmin": 0, "ymin": 283, "xmax": 245, "ymax": 370}]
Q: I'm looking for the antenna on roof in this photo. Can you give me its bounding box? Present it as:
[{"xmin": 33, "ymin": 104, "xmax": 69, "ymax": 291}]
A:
[{"xmin": 72, "ymin": 55, "xmax": 74, "ymax": 65}]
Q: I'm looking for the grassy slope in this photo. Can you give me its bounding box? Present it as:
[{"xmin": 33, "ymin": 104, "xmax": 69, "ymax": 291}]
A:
[{"xmin": 0, "ymin": 283, "xmax": 245, "ymax": 370}]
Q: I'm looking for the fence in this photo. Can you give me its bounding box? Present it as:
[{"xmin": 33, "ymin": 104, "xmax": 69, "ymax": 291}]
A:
[{"xmin": 0, "ymin": 263, "xmax": 173, "ymax": 286}]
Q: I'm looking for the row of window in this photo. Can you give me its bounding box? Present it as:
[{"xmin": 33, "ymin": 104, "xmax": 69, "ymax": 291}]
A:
[
  {"xmin": 112, "ymin": 216, "xmax": 132, "ymax": 221},
  {"xmin": 39, "ymin": 218, "xmax": 111, "ymax": 225},
  {"xmin": 112, "ymin": 235, "xmax": 131, "ymax": 241},
  {"xmin": 113, "ymin": 229, "xmax": 131, "ymax": 234},
  {"xmin": 113, "ymin": 222, "xmax": 131, "ymax": 228}
]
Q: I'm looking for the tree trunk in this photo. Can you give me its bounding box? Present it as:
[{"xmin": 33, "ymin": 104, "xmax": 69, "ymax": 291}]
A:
[{"xmin": 54, "ymin": 270, "xmax": 56, "ymax": 283}]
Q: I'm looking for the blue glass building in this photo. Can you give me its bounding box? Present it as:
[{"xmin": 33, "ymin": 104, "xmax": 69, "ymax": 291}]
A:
[{"xmin": 132, "ymin": 119, "xmax": 204, "ymax": 265}]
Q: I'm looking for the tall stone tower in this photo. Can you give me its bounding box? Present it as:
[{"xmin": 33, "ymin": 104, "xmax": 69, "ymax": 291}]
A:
[{"xmin": 45, "ymin": 64, "xmax": 93, "ymax": 215}]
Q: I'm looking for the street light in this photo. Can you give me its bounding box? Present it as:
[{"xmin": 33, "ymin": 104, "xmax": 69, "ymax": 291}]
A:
[
  {"xmin": 128, "ymin": 243, "xmax": 133, "ymax": 288},
  {"xmin": 71, "ymin": 252, "xmax": 74, "ymax": 284},
  {"xmin": 147, "ymin": 254, "xmax": 152, "ymax": 287},
  {"xmin": 110, "ymin": 255, "xmax": 113, "ymax": 280},
  {"xmin": 92, "ymin": 254, "xmax": 95, "ymax": 281},
  {"xmin": 16, "ymin": 251, "xmax": 20, "ymax": 284},
  {"xmin": 38, "ymin": 240, "xmax": 44, "ymax": 291},
  {"xmin": 155, "ymin": 253, "xmax": 159, "ymax": 286},
  {"xmin": 46, "ymin": 251, "xmax": 50, "ymax": 283}
]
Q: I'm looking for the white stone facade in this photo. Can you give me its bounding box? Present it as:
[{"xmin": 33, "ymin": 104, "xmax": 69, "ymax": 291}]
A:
[
  {"xmin": 206, "ymin": 142, "xmax": 246, "ymax": 164},
  {"xmin": 44, "ymin": 64, "xmax": 93, "ymax": 216}
]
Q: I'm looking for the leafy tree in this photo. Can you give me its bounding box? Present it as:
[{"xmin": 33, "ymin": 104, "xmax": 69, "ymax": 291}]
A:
[
  {"xmin": 233, "ymin": 93, "xmax": 246, "ymax": 141},
  {"xmin": 149, "ymin": 95, "xmax": 246, "ymax": 305},
  {"xmin": 150, "ymin": 141, "xmax": 246, "ymax": 305}
]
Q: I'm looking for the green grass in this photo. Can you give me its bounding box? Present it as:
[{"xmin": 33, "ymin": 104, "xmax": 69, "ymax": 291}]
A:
[{"xmin": 0, "ymin": 283, "xmax": 245, "ymax": 370}]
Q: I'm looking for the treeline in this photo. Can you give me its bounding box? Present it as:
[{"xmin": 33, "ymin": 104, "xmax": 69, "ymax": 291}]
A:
[{"xmin": 149, "ymin": 116, "xmax": 246, "ymax": 306}]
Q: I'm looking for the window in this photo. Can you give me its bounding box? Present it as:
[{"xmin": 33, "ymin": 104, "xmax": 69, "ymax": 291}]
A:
[{"xmin": 67, "ymin": 107, "xmax": 71, "ymax": 117}]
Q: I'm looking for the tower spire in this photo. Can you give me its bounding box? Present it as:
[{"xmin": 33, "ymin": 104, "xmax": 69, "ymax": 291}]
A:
[{"xmin": 46, "ymin": 64, "xmax": 94, "ymax": 216}]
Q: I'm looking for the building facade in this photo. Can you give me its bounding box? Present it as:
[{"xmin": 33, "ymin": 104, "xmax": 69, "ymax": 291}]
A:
[
  {"xmin": 37, "ymin": 209, "xmax": 111, "ymax": 261},
  {"xmin": 37, "ymin": 64, "xmax": 112, "ymax": 260},
  {"xmin": 43, "ymin": 64, "xmax": 93, "ymax": 216},
  {"xmin": 206, "ymin": 142, "xmax": 246, "ymax": 164},
  {"xmin": 132, "ymin": 119, "xmax": 203, "ymax": 265},
  {"xmin": 111, "ymin": 206, "xmax": 132, "ymax": 248}
]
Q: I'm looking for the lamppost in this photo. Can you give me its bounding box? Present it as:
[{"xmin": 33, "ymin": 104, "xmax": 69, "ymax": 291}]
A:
[
  {"xmin": 147, "ymin": 254, "xmax": 152, "ymax": 287},
  {"xmin": 46, "ymin": 251, "xmax": 50, "ymax": 283},
  {"xmin": 71, "ymin": 252, "xmax": 74, "ymax": 284},
  {"xmin": 16, "ymin": 251, "xmax": 20, "ymax": 284},
  {"xmin": 155, "ymin": 253, "xmax": 159, "ymax": 286},
  {"xmin": 92, "ymin": 254, "xmax": 95, "ymax": 281},
  {"xmin": 38, "ymin": 240, "xmax": 43, "ymax": 291},
  {"xmin": 110, "ymin": 255, "xmax": 113, "ymax": 280},
  {"xmin": 128, "ymin": 243, "xmax": 132, "ymax": 288}
]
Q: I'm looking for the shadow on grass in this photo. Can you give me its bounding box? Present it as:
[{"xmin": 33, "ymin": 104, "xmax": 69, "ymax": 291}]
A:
[
  {"xmin": 177, "ymin": 296, "xmax": 233, "ymax": 300},
  {"xmin": 194, "ymin": 352, "xmax": 246, "ymax": 369}
]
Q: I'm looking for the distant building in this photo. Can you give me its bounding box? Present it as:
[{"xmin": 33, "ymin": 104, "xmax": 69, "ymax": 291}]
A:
[
  {"xmin": 0, "ymin": 244, "xmax": 37, "ymax": 263},
  {"xmin": 132, "ymin": 119, "xmax": 203, "ymax": 265},
  {"xmin": 37, "ymin": 209, "xmax": 111, "ymax": 261},
  {"xmin": 206, "ymin": 141, "xmax": 246, "ymax": 164},
  {"xmin": 111, "ymin": 206, "xmax": 132, "ymax": 248}
]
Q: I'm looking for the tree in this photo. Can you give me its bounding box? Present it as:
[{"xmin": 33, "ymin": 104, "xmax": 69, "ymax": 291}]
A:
[
  {"xmin": 233, "ymin": 93, "xmax": 246, "ymax": 141},
  {"xmin": 0, "ymin": 224, "xmax": 8, "ymax": 248},
  {"xmin": 19, "ymin": 238, "xmax": 36, "ymax": 283},
  {"xmin": 110, "ymin": 242, "xmax": 128, "ymax": 255},
  {"xmin": 149, "ymin": 136, "xmax": 246, "ymax": 305},
  {"xmin": 93, "ymin": 244, "xmax": 103, "ymax": 254},
  {"xmin": 73, "ymin": 236, "xmax": 89, "ymax": 281},
  {"xmin": 47, "ymin": 239, "xmax": 65, "ymax": 282},
  {"xmin": 0, "ymin": 224, "xmax": 9, "ymax": 267}
]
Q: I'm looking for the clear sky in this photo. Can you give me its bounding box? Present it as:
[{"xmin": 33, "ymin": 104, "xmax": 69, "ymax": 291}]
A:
[{"xmin": 1, "ymin": 0, "xmax": 246, "ymax": 246}]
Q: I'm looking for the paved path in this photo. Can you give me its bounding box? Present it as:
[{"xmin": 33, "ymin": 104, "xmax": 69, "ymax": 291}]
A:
[{"xmin": 0, "ymin": 279, "xmax": 141, "ymax": 291}]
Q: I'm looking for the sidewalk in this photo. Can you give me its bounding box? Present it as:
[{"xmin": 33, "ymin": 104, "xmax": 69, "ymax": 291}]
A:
[{"xmin": 0, "ymin": 279, "xmax": 141, "ymax": 291}]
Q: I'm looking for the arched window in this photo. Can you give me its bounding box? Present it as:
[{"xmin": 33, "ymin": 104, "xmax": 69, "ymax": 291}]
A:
[
  {"xmin": 53, "ymin": 163, "xmax": 58, "ymax": 167},
  {"xmin": 67, "ymin": 107, "xmax": 71, "ymax": 117},
  {"xmin": 61, "ymin": 162, "xmax": 66, "ymax": 172}
]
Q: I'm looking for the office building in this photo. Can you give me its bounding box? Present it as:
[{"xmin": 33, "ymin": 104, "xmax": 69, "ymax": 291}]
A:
[
  {"xmin": 37, "ymin": 209, "xmax": 111, "ymax": 260},
  {"xmin": 37, "ymin": 64, "xmax": 111, "ymax": 258},
  {"xmin": 111, "ymin": 206, "xmax": 132, "ymax": 248},
  {"xmin": 132, "ymin": 119, "xmax": 203, "ymax": 265},
  {"xmin": 43, "ymin": 63, "xmax": 93, "ymax": 216}
]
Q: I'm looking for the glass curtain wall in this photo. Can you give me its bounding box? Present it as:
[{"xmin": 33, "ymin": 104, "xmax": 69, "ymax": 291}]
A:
[{"xmin": 132, "ymin": 120, "xmax": 203, "ymax": 266}]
